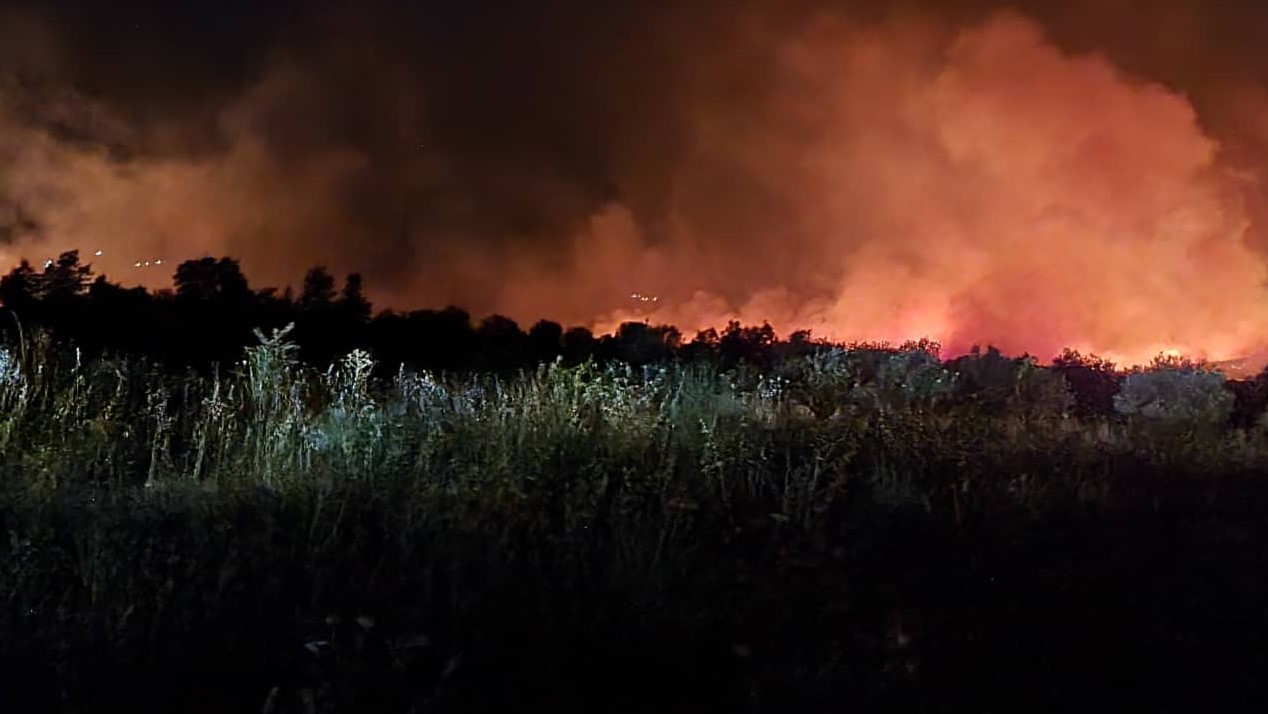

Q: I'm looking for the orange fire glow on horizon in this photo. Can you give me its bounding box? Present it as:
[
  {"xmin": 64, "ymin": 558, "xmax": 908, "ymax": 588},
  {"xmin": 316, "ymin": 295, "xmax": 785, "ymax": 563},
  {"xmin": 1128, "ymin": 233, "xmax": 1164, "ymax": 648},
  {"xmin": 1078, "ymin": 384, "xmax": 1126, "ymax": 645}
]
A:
[
  {"xmin": 5, "ymin": 8, "xmax": 1268, "ymax": 374},
  {"xmin": 555, "ymin": 12, "xmax": 1268, "ymax": 373}
]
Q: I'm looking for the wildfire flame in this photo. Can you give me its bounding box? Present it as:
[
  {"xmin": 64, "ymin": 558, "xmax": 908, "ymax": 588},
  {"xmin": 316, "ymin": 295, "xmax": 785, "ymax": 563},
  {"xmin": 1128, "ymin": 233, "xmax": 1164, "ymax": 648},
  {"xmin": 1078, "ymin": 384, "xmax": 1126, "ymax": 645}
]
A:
[
  {"xmin": 2, "ymin": 7, "xmax": 1268, "ymax": 374},
  {"xmin": 566, "ymin": 12, "xmax": 1268, "ymax": 373}
]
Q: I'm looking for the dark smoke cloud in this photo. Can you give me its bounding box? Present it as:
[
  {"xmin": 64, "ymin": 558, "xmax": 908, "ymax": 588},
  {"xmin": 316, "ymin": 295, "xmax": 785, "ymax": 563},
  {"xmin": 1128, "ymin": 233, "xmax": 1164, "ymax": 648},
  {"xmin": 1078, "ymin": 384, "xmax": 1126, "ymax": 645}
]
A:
[{"xmin": 4, "ymin": 0, "xmax": 1268, "ymax": 366}]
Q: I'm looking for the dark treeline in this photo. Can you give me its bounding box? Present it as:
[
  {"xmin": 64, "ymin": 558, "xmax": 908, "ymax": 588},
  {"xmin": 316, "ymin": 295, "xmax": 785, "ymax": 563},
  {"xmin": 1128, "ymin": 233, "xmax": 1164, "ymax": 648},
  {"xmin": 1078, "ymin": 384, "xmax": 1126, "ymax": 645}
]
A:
[
  {"xmin": 11, "ymin": 255, "xmax": 1268, "ymax": 714},
  {"xmin": 0, "ymin": 249, "xmax": 824, "ymax": 374},
  {"xmin": 6, "ymin": 249, "xmax": 1268, "ymax": 423}
]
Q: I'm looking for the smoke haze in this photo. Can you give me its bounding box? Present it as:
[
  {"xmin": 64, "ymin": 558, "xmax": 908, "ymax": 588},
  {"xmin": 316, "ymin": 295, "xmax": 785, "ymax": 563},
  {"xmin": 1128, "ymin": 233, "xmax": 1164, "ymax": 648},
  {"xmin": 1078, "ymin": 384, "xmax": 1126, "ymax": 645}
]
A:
[{"xmin": 4, "ymin": 0, "xmax": 1268, "ymax": 367}]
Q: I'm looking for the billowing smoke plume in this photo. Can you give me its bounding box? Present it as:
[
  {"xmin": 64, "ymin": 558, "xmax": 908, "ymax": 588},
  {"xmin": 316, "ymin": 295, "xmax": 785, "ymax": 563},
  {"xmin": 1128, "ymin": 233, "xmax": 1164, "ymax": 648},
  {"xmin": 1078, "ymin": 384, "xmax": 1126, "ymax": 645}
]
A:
[
  {"xmin": 4, "ymin": 0, "xmax": 1268, "ymax": 368},
  {"xmin": 580, "ymin": 10, "xmax": 1268, "ymax": 368},
  {"xmin": 0, "ymin": 4, "xmax": 442, "ymax": 297}
]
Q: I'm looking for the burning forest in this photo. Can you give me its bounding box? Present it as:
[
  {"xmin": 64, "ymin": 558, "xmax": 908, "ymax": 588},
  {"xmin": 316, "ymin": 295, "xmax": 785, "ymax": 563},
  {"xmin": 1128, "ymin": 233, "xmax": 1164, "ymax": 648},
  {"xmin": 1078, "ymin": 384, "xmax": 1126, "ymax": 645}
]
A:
[
  {"xmin": 3, "ymin": 1, "xmax": 1268, "ymax": 369},
  {"xmin": 11, "ymin": 3, "xmax": 1268, "ymax": 712}
]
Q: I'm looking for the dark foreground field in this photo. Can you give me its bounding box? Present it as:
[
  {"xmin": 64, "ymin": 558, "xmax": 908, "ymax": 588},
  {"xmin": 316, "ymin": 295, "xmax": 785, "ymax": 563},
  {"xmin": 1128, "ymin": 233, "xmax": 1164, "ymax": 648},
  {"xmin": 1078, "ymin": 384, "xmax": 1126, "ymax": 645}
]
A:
[
  {"xmin": 8, "ymin": 478, "xmax": 1268, "ymax": 713},
  {"xmin": 4, "ymin": 332, "xmax": 1268, "ymax": 712}
]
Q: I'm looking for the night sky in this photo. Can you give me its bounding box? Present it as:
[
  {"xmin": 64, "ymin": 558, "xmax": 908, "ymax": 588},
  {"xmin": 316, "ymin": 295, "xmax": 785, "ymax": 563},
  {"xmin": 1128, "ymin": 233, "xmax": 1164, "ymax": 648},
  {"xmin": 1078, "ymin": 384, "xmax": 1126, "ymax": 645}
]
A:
[{"xmin": 5, "ymin": 0, "xmax": 1268, "ymax": 365}]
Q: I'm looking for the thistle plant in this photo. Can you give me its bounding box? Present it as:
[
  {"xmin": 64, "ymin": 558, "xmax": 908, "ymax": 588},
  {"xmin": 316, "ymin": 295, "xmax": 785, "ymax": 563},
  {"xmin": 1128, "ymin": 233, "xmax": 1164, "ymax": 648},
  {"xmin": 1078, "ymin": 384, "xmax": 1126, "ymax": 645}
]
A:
[
  {"xmin": 2, "ymin": 322, "xmax": 1266, "ymax": 530},
  {"xmin": 241, "ymin": 323, "xmax": 310, "ymax": 488}
]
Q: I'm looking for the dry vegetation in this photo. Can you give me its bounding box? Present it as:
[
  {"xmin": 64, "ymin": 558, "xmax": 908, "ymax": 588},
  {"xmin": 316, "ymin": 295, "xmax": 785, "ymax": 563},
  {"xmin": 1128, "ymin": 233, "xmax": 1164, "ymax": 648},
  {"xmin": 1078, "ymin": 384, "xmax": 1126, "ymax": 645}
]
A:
[{"xmin": 3, "ymin": 328, "xmax": 1268, "ymax": 712}]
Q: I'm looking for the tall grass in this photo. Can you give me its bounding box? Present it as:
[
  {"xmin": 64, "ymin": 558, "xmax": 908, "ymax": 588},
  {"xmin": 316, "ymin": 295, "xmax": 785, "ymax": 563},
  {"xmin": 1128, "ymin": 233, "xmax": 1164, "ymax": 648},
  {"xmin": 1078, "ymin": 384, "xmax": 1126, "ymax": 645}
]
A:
[
  {"xmin": 3, "ymin": 328, "xmax": 1267, "ymax": 535},
  {"xmin": 3, "ymin": 330, "xmax": 1268, "ymax": 712}
]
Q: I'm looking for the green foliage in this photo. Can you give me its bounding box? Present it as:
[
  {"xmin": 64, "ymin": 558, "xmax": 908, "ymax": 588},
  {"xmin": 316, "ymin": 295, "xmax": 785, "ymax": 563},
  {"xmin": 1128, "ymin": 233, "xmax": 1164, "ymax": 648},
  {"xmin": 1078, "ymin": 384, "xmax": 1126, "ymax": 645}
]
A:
[
  {"xmin": 778, "ymin": 342, "xmax": 956, "ymax": 418},
  {"xmin": 1114, "ymin": 363, "xmax": 1234, "ymax": 427},
  {"xmin": 951, "ymin": 346, "xmax": 1075, "ymax": 417},
  {"xmin": 241, "ymin": 324, "xmax": 311, "ymax": 487},
  {"xmin": 869, "ymin": 347, "xmax": 957, "ymax": 411},
  {"xmin": 0, "ymin": 328, "xmax": 1259, "ymax": 511},
  {"xmin": 5, "ymin": 328, "xmax": 1268, "ymax": 711}
]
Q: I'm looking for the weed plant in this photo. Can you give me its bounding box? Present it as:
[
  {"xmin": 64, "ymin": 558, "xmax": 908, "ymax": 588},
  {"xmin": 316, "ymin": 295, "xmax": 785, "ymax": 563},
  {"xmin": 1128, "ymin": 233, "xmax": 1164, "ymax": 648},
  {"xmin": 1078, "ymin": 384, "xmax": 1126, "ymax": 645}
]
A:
[{"xmin": 2, "ymin": 329, "xmax": 1267, "ymax": 712}]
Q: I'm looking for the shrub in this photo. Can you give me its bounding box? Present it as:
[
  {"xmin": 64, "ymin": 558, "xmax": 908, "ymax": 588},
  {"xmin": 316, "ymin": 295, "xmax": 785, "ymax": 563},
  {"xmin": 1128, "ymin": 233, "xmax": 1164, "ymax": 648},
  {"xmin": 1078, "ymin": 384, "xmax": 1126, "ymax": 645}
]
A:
[
  {"xmin": 949, "ymin": 346, "xmax": 1074, "ymax": 417},
  {"xmin": 5, "ymin": 324, "xmax": 1268, "ymax": 712},
  {"xmin": 862, "ymin": 347, "xmax": 956, "ymax": 412},
  {"xmin": 1051, "ymin": 349, "xmax": 1121, "ymax": 416},
  {"xmin": 1113, "ymin": 363, "xmax": 1234, "ymax": 426},
  {"xmin": 1228, "ymin": 372, "xmax": 1268, "ymax": 429},
  {"xmin": 1011, "ymin": 359, "xmax": 1076, "ymax": 418},
  {"xmin": 0, "ymin": 344, "xmax": 20, "ymax": 387}
]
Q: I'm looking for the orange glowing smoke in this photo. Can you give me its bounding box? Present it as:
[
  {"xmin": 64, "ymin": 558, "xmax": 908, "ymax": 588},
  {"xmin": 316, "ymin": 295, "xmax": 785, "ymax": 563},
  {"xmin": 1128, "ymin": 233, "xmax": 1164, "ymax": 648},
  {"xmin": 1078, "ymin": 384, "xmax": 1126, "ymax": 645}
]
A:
[
  {"xmin": 4, "ymin": 7, "xmax": 1268, "ymax": 372},
  {"xmin": 531, "ymin": 11, "xmax": 1268, "ymax": 370}
]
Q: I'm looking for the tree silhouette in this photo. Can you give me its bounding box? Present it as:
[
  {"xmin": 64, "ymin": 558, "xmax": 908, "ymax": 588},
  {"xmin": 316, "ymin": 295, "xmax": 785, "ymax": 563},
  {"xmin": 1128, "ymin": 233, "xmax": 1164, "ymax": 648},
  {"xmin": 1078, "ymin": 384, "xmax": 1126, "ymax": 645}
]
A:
[
  {"xmin": 40, "ymin": 250, "xmax": 94, "ymax": 302},
  {"xmin": 718, "ymin": 321, "xmax": 776, "ymax": 369},
  {"xmin": 293, "ymin": 267, "xmax": 366, "ymax": 368},
  {"xmin": 174, "ymin": 257, "xmax": 251, "ymax": 303},
  {"xmin": 0, "ymin": 247, "xmax": 1168, "ymax": 401},
  {"xmin": 1229, "ymin": 368, "xmax": 1268, "ymax": 429},
  {"xmin": 300, "ymin": 266, "xmax": 338, "ymax": 311},
  {"xmin": 528, "ymin": 320, "xmax": 564, "ymax": 364},
  {"xmin": 1051, "ymin": 349, "xmax": 1122, "ymax": 416},
  {"xmin": 562, "ymin": 326, "xmax": 597, "ymax": 364},
  {"xmin": 0, "ymin": 260, "xmax": 38, "ymax": 316},
  {"xmin": 169, "ymin": 257, "xmax": 260, "ymax": 367},
  {"xmin": 680, "ymin": 327, "xmax": 720, "ymax": 363},
  {"xmin": 603, "ymin": 322, "xmax": 681, "ymax": 365},
  {"xmin": 0, "ymin": 251, "xmax": 93, "ymax": 317},
  {"xmin": 339, "ymin": 273, "xmax": 372, "ymax": 324},
  {"xmin": 477, "ymin": 315, "xmax": 529, "ymax": 372}
]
